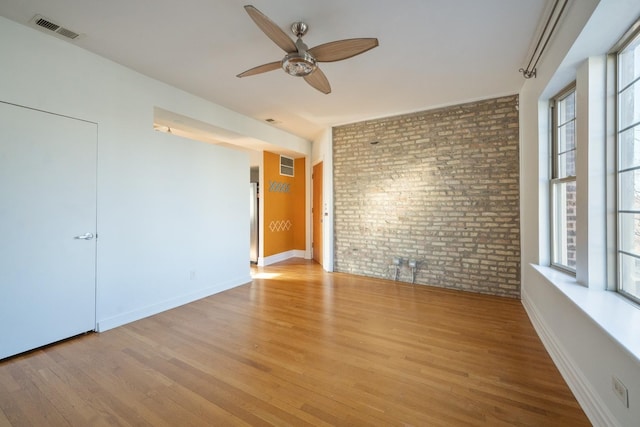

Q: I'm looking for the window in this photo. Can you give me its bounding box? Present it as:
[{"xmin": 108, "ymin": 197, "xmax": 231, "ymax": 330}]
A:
[
  {"xmin": 616, "ymin": 27, "xmax": 640, "ymax": 303},
  {"xmin": 551, "ymin": 86, "xmax": 577, "ymax": 273},
  {"xmin": 280, "ymin": 155, "xmax": 294, "ymax": 177}
]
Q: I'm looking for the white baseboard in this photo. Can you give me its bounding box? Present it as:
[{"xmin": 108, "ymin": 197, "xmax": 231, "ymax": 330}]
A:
[
  {"xmin": 259, "ymin": 250, "xmax": 307, "ymax": 266},
  {"xmin": 521, "ymin": 289, "xmax": 620, "ymax": 427},
  {"xmin": 96, "ymin": 275, "xmax": 251, "ymax": 332}
]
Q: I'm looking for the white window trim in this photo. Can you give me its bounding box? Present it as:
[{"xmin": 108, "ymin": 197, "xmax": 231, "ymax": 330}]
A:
[
  {"xmin": 531, "ymin": 265, "xmax": 640, "ymax": 362},
  {"xmin": 550, "ymin": 84, "xmax": 577, "ymax": 274}
]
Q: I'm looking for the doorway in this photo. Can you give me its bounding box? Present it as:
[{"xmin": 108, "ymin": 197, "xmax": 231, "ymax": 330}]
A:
[{"xmin": 0, "ymin": 102, "xmax": 97, "ymax": 359}]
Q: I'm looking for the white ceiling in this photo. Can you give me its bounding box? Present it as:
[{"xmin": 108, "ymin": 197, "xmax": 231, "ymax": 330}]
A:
[{"xmin": 0, "ymin": 0, "xmax": 547, "ymax": 142}]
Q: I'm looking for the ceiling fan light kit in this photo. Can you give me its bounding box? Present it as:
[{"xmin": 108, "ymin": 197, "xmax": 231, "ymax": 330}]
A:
[
  {"xmin": 237, "ymin": 5, "xmax": 379, "ymax": 94},
  {"xmin": 282, "ymin": 52, "xmax": 317, "ymax": 77}
]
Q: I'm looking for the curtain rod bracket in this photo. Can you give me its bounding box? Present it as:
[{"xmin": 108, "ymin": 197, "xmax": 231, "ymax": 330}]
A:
[
  {"xmin": 519, "ymin": 0, "xmax": 568, "ymax": 80},
  {"xmin": 519, "ymin": 68, "xmax": 537, "ymax": 79}
]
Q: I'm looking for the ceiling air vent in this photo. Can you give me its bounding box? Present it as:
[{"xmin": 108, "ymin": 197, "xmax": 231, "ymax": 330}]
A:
[
  {"xmin": 34, "ymin": 17, "xmax": 59, "ymax": 32},
  {"xmin": 30, "ymin": 15, "xmax": 80, "ymax": 40}
]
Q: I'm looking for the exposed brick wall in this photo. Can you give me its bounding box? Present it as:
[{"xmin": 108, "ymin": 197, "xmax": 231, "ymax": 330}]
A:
[
  {"xmin": 332, "ymin": 95, "xmax": 520, "ymax": 298},
  {"xmin": 566, "ymin": 181, "xmax": 577, "ymax": 269}
]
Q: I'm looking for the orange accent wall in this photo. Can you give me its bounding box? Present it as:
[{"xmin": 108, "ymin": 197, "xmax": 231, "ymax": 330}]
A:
[{"xmin": 263, "ymin": 151, "xmax": 306, "ymax": 257}]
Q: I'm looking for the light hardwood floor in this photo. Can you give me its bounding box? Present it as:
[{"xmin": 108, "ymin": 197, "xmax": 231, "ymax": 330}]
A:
[{"xmin": 0, "ymin": 258, "xmax": 589, "ymax": 426}]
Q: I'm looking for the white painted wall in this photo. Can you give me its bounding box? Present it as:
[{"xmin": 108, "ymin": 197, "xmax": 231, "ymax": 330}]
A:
[
  {"xmin": 520, "ymin": 1, "xmax": 640, "ymax": 426},
  {"xmin": 0, "ymin": 16, "xmax": 308, "ymax": 331}
]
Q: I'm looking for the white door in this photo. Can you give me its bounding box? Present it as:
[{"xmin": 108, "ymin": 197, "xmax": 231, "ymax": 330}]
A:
[{"xmin": 0, "ymin": 102, "xmax": 97, "ymax": 359}]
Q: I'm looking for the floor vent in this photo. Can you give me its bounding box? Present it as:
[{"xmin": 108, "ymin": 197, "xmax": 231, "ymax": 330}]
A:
[{"xmin": 30, "ymin": 15, "xmax": 80, "ymax": 40}]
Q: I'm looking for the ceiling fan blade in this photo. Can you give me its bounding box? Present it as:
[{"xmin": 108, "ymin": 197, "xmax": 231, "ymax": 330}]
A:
[
  {"xmin": 309, "ymin": 38, "xmax": 379, "ymax": 62},
  {"xmin": 304, "ymin": 67, "xmax": 331, "ymax": 94},
  {"xmin": 244, "ymin": 5, "xmax": 297, "ymax": 53},
  {"xmin": 237, "ymin": 61, "xmax": 281, "ymax": 78}
]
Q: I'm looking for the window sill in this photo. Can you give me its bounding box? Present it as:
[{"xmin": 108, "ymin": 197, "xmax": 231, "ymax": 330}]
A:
[{"xmin": 531, "ymin": 264, "xmax": 640, "ymax": 363}]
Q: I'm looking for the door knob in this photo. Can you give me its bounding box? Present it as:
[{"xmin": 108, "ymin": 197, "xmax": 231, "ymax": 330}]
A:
[{"xmin": 74, "ymin": 233, "xmax": 94, "ymax": 240}]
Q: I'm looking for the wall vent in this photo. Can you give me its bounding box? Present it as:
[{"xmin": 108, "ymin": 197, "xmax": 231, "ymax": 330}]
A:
[
  {"xmin": 30, "ymin": 15, "xmax": 80, "ymax": 40},
  {"xmin": 280, "ymin": 155, "xmax": 294, "ymax": 177}
]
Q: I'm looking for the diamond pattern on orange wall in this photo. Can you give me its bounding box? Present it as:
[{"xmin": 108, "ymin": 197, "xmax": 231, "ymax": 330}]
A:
[{"xmin": 269, "ymin": 220, "xmax": 292, "ymax": 232}]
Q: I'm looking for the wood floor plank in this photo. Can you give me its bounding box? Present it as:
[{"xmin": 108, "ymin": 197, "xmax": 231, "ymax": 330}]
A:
[{"xmin": 0, "ymin": 259, "xmax": 590, "ymax": 426}]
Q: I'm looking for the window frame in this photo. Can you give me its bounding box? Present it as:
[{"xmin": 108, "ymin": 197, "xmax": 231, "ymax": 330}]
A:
[
  {"xmin": 550, "ymin": 83, "xmax": 578, "ymax": 274},
  {"xmin": 613, "ymin": 22, "xmax": 640, "ymax": 305}
]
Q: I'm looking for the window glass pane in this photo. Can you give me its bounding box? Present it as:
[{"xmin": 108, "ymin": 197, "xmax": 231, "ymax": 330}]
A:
[
  {"xmin": 617, "ymin": 27, "xmax": 640, "ymax": 302},
  {"xmin": 620, "ymin": 253, "xmax": 640, "ymax": 301},
  {"xmin": 552, "ymin": 180, "xmax": 577, "ymax": 270},
  {"xmin": 557, "ymin": 91, "xmax": 576, "ymax": 124},
  {"xmin": 619, "ymin": 34, "xmax": 640, "ymax": 89},
  {"xmin": 558, "ymin": 121, "xmax": 576, "ymax": 153},
  {"xmin": 619, "ymin": 169, "xmax": 640, "ymax": 211},
  {"xmin": 619, "ymin": 81, "xmax": 640, "ymax": 130},
  {"xmin": 557, "ymin": 150, "xmax": 576, "ymax": 178},
  {"xmin": 619, "ymin": 125, "xmax": 640, "ymax": 170},
  {"xmin": 619, "ymin": 212, "xmax": 640, "ymax": 254}
]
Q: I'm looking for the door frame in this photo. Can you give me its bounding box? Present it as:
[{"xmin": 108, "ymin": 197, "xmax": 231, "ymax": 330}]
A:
[{"xmin": 312, "ymin": 161, "xmax": 323, "ymax": 265}]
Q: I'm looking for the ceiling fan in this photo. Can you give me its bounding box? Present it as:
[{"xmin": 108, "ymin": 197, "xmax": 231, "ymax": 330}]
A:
[{"xmin": 236, "ymin": 5, "xmax": 379, "ymax": 94}]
